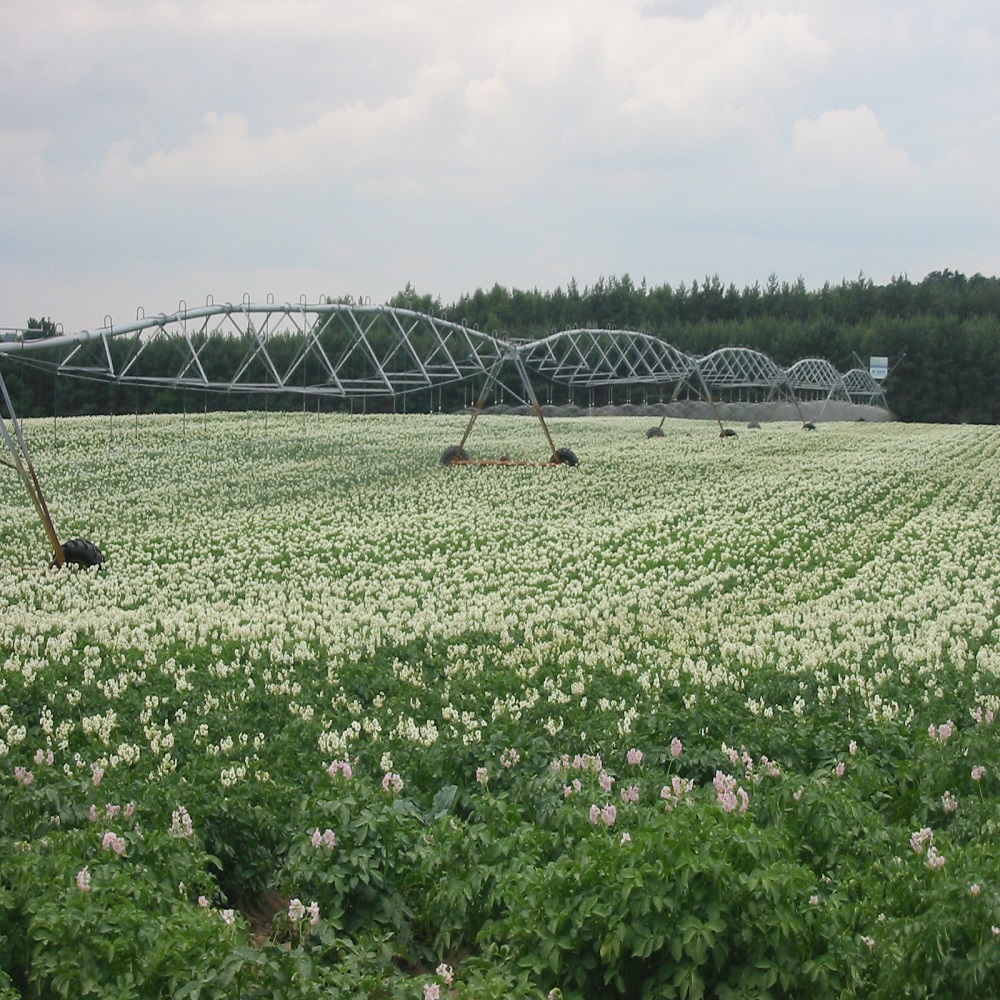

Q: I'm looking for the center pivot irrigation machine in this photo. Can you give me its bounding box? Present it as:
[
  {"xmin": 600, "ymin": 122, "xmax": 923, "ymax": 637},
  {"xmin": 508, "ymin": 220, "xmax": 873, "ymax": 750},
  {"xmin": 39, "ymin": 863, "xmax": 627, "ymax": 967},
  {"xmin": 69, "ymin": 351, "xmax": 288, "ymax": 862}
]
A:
[{"xmin": 0, "ymin": 296, "xmax": 887, "ymax": 564}]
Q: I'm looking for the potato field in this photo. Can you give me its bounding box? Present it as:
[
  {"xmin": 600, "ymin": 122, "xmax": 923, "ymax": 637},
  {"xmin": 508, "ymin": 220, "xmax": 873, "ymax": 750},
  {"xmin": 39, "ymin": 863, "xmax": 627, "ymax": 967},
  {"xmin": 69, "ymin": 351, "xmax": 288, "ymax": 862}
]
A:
[{"xmin": 2, "ymin": 412, "xmax": 999, "ymax": 998}]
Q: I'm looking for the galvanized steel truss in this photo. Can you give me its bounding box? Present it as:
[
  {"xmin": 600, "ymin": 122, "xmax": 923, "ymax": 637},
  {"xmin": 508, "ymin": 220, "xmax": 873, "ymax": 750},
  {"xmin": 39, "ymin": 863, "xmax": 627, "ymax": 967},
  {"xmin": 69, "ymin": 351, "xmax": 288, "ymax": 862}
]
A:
[
  {"xmin": 786, "ymin": 358, "xmax": 851, "ymax": 402},
  {"xmin": 0, "ymin": 298, "xmax": 887, "ymax": 409},
  {"xmin": 683, "ymin": 347, "xmax": 798, "ymax": 402},
  {"xmin": 842, "ymin": 367, "xmax": 888, "ymax": 408},
  {"xmin": 518, "ymin": 328, "xmax": 695, "ymax": 387}
]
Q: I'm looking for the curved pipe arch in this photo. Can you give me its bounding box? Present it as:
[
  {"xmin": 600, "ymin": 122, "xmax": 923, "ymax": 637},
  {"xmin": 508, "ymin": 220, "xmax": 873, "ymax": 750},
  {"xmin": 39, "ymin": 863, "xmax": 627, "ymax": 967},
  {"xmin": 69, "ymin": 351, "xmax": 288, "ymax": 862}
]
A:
[{"xmin": 0, "ymin": 301, "xmax": 885, "ymax": 416}]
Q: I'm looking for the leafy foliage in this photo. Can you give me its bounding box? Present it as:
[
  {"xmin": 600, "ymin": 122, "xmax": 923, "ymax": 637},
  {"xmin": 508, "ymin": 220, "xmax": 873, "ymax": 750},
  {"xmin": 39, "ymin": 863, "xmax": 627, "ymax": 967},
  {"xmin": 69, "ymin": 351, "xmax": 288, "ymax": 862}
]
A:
[{"xmin": 2, "ymin": 415, "xmax": 1000, "ymax": 995}]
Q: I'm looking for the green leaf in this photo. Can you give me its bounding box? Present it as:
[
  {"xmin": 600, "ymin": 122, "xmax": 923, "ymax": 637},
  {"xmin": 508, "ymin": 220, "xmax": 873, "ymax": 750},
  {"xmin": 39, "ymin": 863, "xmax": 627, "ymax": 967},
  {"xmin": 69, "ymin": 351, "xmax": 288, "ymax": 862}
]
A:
[{"xmin": 431, "ymin": 784, "xmax": 458, "ymax": 819}]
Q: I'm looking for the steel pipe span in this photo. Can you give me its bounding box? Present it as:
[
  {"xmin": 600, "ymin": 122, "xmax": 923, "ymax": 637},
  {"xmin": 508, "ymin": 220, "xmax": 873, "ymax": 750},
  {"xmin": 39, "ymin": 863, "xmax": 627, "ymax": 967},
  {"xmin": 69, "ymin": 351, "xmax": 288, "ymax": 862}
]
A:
[{"xmin": 0, "ymin": 298, "xmax": 888, "ymax": 408}]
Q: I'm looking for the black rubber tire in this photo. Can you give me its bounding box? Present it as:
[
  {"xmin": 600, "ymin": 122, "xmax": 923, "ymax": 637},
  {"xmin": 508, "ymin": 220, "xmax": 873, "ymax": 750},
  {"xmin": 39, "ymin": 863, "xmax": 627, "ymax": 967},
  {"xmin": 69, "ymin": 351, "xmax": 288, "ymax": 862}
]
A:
[
  {"xmin": 440, "ymin": 446, "xmax": 470, "ymax": 465},
  {"xmin": 57, "ymin": 538, "xmax": 105, "ymax": 568}
]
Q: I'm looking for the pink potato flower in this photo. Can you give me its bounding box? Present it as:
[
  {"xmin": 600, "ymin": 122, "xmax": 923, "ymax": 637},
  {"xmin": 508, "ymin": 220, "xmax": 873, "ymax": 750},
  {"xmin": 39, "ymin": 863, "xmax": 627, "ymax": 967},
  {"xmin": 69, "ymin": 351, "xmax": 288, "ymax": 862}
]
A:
[
  {"xmin": 311, "ymin": 827, "xmax": 336, "ymax": 849},
  {"xmin": 910, "ymin": 827, "xmax": 934, "ymax": 854},
  {"xmin": 381, "ymin": 771, "xmax": 404, "ymax": 794},
  {"xmin": 101, "ymin": 831, "xmax": 126, "ymax": 855},
  {"xmin": 925, "ymin": 846, "xmax": 946, "ymax": 870},
  {"xmin": 170, "ymin": 806, "xmax": 194, "ymax": 838},
  {"xmin": 75, "ymin": 867, "xmax": 92, "ymax": 892}
]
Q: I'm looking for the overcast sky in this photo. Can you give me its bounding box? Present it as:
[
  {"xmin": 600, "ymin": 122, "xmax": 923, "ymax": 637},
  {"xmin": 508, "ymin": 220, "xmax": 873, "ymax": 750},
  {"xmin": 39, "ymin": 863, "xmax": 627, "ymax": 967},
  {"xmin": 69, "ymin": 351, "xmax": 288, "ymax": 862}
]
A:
[{"xmin": 3, "ymin": 0, "xmax": 999, "ymax": 333}]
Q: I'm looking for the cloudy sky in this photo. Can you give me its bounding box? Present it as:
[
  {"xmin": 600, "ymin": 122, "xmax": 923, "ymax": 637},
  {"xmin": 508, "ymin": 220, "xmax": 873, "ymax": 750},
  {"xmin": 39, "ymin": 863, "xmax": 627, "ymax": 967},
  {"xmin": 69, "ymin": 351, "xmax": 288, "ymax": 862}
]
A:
[{"xmin": 3, "ymin": 0, "xmax": 1000, "ymax": 333}]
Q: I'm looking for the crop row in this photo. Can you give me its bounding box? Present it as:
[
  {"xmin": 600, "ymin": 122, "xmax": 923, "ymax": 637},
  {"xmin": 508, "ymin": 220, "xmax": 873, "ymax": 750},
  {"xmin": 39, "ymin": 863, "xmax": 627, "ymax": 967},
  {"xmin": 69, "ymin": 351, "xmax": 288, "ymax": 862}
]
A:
[{"xmin": 2, "ymin": 414, "xmax": 1000, "ymax": 997}]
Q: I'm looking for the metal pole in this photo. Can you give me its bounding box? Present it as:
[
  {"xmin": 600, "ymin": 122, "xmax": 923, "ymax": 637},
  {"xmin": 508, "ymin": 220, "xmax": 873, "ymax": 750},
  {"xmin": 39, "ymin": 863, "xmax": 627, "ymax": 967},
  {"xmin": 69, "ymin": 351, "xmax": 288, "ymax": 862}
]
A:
[
  {"xmin": 510, "ymin": 349, "xmax": 558, "ymax": 459},
  {"xmin": 0, "ymin": 369, "xmax": 64, "ymax": 564},
  {"xmin": 692, "ymin": 367, "xmax": 726, "ymax": 435},
  {"xmin": 458, "ymin": 358, "xmax": 503, "ymax": 451}
]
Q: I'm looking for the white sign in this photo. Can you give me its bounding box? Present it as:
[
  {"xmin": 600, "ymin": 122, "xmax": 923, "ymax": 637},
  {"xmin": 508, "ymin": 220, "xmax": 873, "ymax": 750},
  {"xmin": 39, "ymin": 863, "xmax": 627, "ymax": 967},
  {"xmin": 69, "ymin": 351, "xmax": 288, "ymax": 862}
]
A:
[{"xmin": 869, "ymin": 356, "xmax": 889, "ymax": 381}]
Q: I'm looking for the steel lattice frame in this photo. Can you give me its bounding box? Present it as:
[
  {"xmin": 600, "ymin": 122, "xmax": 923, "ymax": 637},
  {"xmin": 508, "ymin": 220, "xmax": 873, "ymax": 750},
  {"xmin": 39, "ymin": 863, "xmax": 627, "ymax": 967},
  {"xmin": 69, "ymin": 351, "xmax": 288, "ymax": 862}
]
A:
[
  {"xmin": 786, "ymin": 358, "xmax": 852, "ymax": 404},
  {"xmin": 843, "ymin": 367, "xmax": 888, "ymax": 408},
  {"xmin": 0, "ymin": 298, "xmax": 888, "ymax": 413},
  {"xmin": 518, "ymin": 328, "xmax": 695, "ymax": 388},
  {"xmin": 683, "ymin": 347, "xmax": 799, "ymax": 402},
  {"xmin": 1, "ymin": 299, "xmax": 505, "ymax": 397}
]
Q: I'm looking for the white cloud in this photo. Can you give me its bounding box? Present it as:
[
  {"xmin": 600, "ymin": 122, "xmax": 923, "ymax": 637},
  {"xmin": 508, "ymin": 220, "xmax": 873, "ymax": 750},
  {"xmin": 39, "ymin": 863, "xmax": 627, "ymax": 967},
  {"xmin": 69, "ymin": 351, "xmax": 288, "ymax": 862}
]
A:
[
  {"xmin": 0, "ymin": 130, "xmax": 54, "ymax": 194},
  {"xmin": 2, "ymin": 0, "xmax": 1000, "ymax": 331},
  {"xmin": 790, "ymin": 105, "xmax": 917, "ymax": 185},
  {"xmin": 98, "ymin": 59, "xmax": 496, "ymax": 200},
  {"xmin": 613, "ymin": 8, "xmax": 826, "ymax": 117},
  {"xmin": 552, "ymin": 5, "xmax": 828, "ymax": 179},
  {"xmin": 463, "ymin": 76, "xmax": 510, "ymax": 118}
]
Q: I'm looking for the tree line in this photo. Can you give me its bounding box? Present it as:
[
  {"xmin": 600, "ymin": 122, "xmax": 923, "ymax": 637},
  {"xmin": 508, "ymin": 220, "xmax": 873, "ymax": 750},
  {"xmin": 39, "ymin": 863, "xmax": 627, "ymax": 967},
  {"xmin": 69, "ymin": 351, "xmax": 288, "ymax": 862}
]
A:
[{"xmin": 4, "ymin": 269, "xmax": 1000, "ymax": 423}]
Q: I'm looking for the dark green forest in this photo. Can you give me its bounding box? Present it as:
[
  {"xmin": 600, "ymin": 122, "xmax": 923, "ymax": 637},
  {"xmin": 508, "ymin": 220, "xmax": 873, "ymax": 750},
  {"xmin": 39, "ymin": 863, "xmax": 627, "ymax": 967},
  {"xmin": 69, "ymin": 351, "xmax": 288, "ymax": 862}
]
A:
[{"xmin": 4, "ymin": 269, "xmax": 1000, "ymax": 424}]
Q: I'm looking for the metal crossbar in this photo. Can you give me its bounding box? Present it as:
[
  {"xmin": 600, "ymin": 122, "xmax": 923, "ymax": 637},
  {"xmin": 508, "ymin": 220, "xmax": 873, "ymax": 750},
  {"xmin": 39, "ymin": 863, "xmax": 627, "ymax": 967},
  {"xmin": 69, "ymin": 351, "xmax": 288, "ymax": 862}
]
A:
[
  {"xmin": 842, "ymin": 367, "xmax": 889, "ymax": 407},
  {"xmin": 0, "ymin": 299, "xmax": 886, "ymax": 412}
]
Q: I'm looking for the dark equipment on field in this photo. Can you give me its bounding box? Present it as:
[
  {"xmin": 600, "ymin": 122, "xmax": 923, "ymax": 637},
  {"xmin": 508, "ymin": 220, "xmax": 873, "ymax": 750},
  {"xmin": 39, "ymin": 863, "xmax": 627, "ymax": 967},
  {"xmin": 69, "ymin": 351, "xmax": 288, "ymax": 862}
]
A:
[
  {"xmin": 1, "ymin": 368, "xmax": 103, "ymax": 568},
  {"xmin": 53, "ymin": 538, "xmax": 105, "ymax": 569},
  {"xmin": 642, "ymin": 347, "xmax": 846, "ymax": 438},
  {"xmin": 445, "ymin": 348, "xmax": 580, "ymax": 467},
  {"xmin": 440, "ymin": 445, "xmax": 470, "ymax": 465}
]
